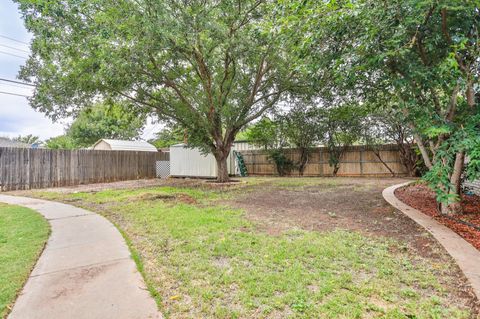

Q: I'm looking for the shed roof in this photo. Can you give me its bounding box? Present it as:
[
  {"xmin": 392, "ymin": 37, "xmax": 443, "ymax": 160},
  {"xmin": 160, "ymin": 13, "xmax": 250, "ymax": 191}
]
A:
[
  {"xmin": 170, "ymin": 143, "xmax": 186, "ymax": 148},
  {"xmin": 92, "ymin": 139, "xmax": 158, "ymax": 152}
]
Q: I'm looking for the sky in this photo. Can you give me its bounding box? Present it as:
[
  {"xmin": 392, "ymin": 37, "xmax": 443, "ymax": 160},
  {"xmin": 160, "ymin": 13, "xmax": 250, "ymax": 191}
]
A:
[
  {"xmin": 0, "ymin": 1, "xmax": 66, "ymax": 140},
  {"xmin": 0, "ymin": 1, "xmax": 158, "ymax": 141}
]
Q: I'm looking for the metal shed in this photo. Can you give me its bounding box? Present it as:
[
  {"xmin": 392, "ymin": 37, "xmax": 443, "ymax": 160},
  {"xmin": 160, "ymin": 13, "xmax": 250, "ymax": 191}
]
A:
[
  {"xmin": 169, "ymin": 144, "xmax": 236, "ymax": 178},
  {"xmin": 92, "ymin": 139, "xmax": 158, "ymax": 152}
]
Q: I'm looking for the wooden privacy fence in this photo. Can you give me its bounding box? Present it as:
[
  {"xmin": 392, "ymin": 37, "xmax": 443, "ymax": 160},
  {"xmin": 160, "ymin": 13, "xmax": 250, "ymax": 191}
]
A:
[
  {"xmin": 240, "ymin": 145, "xmax": 408, "ymax": 177},
  {"xmin": 0, "ymin": 147, "xmax": 169, "ymax": 191}
]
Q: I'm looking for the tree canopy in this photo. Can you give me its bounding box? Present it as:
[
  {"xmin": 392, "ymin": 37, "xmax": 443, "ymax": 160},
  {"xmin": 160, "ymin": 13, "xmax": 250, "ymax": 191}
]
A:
[
  {"xmin": 44, "ymin": 135, "xmax": 76, "ymax": 150},
  {"xmin": 149, "ymin": 126, "xmax": 184, "ymax": 149},
  {"xmin": 68, "ymin": 102, "xmax": 145, "ymax": 147},
  {"xmin": 16, "ymin": 0, "xmax": 297, "ymax": 181},
  {"xmin": 13, "ymin": 134, "xmax": 41, "ymax": 145}
]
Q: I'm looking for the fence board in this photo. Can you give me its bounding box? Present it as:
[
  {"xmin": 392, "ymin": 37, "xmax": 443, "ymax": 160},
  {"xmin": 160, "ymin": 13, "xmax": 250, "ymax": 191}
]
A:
[
  {"xmin": 0, "ymin": 147, "xmax": 169, "ymax": 191},
  {"xmin": 241, "ymin": 145, "xmax": 409, "ymax": 177}
]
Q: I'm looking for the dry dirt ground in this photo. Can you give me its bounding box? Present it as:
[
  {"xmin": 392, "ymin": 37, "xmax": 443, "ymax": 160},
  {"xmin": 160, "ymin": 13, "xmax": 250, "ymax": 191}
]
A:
[{"xmin": 232, "ymin": 178, "xmax": 435, "ymax": 255}]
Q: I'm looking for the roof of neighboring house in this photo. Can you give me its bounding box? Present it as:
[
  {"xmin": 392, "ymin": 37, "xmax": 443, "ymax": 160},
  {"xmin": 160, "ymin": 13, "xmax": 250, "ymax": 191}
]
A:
[
  {"xmin": 0, "ymin": 137, "xmax": 30, "ymax": 148},
  {"xmin": 92, "ymin": 139, "xmax": 158, "ymax": 152}
]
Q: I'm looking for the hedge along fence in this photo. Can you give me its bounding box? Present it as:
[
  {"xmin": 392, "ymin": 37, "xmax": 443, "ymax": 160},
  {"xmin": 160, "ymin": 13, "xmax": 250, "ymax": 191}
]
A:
[
  {"xmin": 0, "ymin": 147, "xmax": 169, "ymax": 191},
  {"xmin": 240, "ymin": 144, "xmax": 409, "ymax": 177}
]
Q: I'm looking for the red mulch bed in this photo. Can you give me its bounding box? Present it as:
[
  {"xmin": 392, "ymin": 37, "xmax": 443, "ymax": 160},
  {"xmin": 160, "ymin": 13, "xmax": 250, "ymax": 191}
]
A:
[{"xmin": 395, "ymin": 184, "xmax": 480, "ymax": 250}]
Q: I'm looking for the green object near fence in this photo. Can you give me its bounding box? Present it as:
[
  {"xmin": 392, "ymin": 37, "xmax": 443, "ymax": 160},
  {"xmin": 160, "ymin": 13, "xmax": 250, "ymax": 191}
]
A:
[{"xmin": 234, "ymin": 151, "xmax": 248, "ymax": 177}]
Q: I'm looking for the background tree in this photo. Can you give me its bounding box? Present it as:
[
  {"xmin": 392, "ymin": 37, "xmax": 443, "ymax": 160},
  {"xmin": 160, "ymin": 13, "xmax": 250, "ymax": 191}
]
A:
[
  {"xmin": 279, "ymin": 102, "xmax": 320, "ymax": 175},
  {"xmin": 16, "ymin": 0, "xmax": 296, "ymax": 182},
  {"xmin": 318, "ymin": 105, "xmax": 364, "ymax": 176},
  {"xmin": 44, "ymin": 135, "xmax": 76, "ymax": 150},
  {"xmin": 68, "ymin": 102, "xmax": 146, "ymax": 148},
  {"xmin": 149, "ymin": 126, "xmax": 184, "ymax": 149},
  {"xmin": 245, "ymin": 117, "xmax": 284, "ymax": 150},
  {"xmin": 245, "ymin": 116, "xmax": 292, "ymax": 176},
  {"xmin": 362, "ymin": 108, "xmax": 420, "ymax": 177},
  {"xmin": 13, "ymin": 134, "xmax": 41, "ymax": 145}
]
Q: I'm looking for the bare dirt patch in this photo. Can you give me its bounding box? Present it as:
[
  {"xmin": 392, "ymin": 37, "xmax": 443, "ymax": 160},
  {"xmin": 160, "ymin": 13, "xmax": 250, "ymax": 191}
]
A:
[{"xmin": 231, "ymin": 178, "xmax": 442, "ymax": 257}]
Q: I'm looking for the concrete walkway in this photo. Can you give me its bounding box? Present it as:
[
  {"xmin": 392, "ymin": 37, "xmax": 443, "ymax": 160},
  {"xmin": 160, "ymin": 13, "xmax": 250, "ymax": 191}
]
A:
[
  {"xmin": 383, "ymin": 183, "xmax": 480, "ymax": 300},
  {"xmin": 0, "ymin": 194, "xmax": 162, "ymax": 319}
]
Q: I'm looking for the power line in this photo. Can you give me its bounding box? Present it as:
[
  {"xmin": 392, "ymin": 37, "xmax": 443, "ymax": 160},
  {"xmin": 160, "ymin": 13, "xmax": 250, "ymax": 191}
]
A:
[
  {"xmin": 0, "ymin": 43, "xmax": 29, "ymax": 53},
  {"xmin": 0, "ymin": 78, "xmax": 35, "ymax": 87},
  {"xmin": 0, "ymin": 35, "xmax": 29, "ymax": 45},
  {"xmin": 0, "ymin": 81, "xmax": 34, "ymax": 89},
  {"xmin": 0, "ymin": 50, "xmax": 28, "ymax": 59},
  {"xmin": 0, "ymin": 90, "xmax": 31, "ymax": 98}
]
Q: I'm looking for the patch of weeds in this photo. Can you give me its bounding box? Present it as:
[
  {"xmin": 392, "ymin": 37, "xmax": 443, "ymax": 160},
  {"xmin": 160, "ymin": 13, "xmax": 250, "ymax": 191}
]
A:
[{"xmin": 291, "ymin": 296, "xmax": 309, "ymax": 313}]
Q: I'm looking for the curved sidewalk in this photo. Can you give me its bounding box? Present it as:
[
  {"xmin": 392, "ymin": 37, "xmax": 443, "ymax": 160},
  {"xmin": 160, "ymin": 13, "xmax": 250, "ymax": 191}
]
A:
[
  {"xmin": 0, "ymin": 194, "xmax": 162, "ymax": 319},
  {"xmin": 383, "ymin": 183, "xmax": 480, "ymax": 299}
]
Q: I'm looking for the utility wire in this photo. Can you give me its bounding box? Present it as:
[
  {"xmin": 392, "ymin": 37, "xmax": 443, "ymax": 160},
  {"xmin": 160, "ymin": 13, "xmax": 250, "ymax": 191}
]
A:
[
  {"xmin": 0, "ymin": 50, "xmax": 27, "ymax": 59},
  {"xmin": 0, "ymin": 35, "xmax": 29, "ymax": 45},
  {"xmin": 0, "ymin": 43, "xmax": 29, "ymax": 53},
  {"xmin": 0, "ymin": 90, "xmax": 31, "ymax": 97},
  {"xmin": 0, "ymin": 81, "xmax": 34, "ymax": 89},
  {"xmin": 0, "ymin": 78, "xmax": 35, "ymax": 87}
]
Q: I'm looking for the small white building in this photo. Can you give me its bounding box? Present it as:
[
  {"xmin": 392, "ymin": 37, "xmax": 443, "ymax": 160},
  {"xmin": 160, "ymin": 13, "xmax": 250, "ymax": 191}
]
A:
[
  {"xmin": 91, "ymin": 139, "xmax": 158, "ymax": 152},
  {"xmin": 170, "ymin": 144, "xmax": 236, "ymax": 178},
  {"xmin": 231, "ymin": 140, "xmax": 260, "ymax": 151}
]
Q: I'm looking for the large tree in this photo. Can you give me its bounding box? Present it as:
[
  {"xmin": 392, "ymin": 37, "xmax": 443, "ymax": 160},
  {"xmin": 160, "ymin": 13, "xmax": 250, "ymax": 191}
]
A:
[
  {"xmin": 346, "ymin": 0, "xmax": 479, "ymax": 215},
  {"xmin": 281, "ymin": 0, "xmax": 480, "ymax": 214},
  {"xmin": 16, "ymin": 0, "xmax": 295, "ymax": 182}
]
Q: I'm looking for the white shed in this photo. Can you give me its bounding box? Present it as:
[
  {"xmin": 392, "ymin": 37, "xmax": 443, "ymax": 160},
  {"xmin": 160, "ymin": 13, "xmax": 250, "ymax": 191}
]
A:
[
  {"xmin": 170, "ymin": 144, "xmax": 236, "ymax": 178},
  {"xmin": 91, "ymin": 139, "xmax": 158, "ymax": 152},
  {"xmin": 232, "ymin": 140, "xmax": 260, "ymax": 151}
]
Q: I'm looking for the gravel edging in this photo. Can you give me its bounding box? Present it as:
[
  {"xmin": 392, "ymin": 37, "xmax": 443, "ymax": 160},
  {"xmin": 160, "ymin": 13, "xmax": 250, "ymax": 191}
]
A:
[{"xmin": 383, "ymin": 182, "xmax": 480, "ymax": 300}]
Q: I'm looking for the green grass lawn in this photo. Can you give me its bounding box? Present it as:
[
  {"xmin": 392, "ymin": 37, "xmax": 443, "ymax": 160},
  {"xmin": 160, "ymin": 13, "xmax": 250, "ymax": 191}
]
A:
[
  {"xmin": 0, "ymin": 204, "xmax": 50, "ymax": 318},
  {"xmin": 33, "ymin": 181, "xmax": 472, "ymax": 318}
]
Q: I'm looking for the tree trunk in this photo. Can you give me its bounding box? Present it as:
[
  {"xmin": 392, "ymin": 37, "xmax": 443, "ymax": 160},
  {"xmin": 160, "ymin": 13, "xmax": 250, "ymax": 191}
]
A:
[
  {"xmin": 213, "ymin": 146, "xmax": 231, "ymax": 183},
  {"xmin": 413, "ymin": 133, "xmax": 433, "ymax": 169},
  {"xmin": 332, "ymin": 164, "xmax": 339, "ymax": 177},
  {"xmin": 373, "ymin": 149, "xmax": 395, "ymax": 177},
  {"xmin": 298, "ymin": 148, "xmax": 308, "ymax": 176},
  {"xmin": 440, "ymin": 151, "xmax": 465, "ymax": 215},
  {"xmin": 216, "ymin": 156, "xmax": 230, "ymax": 183},
  {"xmin": 398, "ymin": 143, "xmax": 418, "ymax": 177}
]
